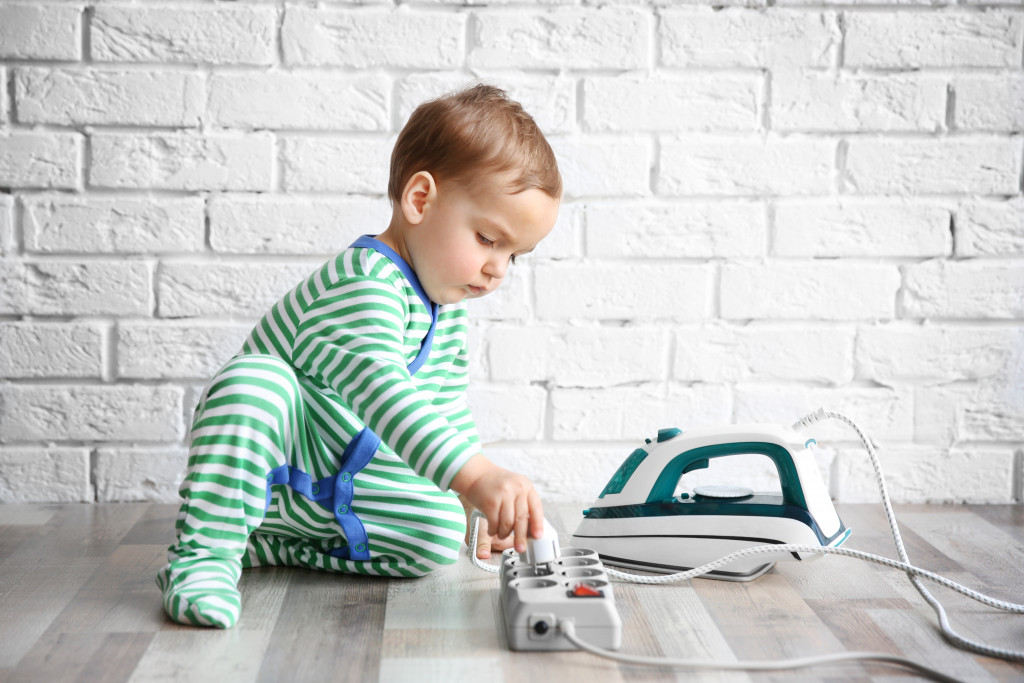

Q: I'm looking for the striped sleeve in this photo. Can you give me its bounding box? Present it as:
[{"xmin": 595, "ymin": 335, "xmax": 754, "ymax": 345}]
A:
[
  {"xmin": 292, "ymin": 275, "xmax": 477, "ymax": 491},
  {"xmin": 432, "ymin": 335, "xmax": 481, "ymax": 449}
]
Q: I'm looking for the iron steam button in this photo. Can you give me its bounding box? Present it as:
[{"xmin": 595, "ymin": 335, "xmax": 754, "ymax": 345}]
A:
[{"xmin": 656, "ymin": 427, "xmax": 682, "ymax": 443}]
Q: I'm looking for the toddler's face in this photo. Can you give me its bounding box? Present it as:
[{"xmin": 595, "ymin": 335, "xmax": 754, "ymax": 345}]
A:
[{"xmin": 409, "ymin": 172, "xmax": 559, "ymax": 305}]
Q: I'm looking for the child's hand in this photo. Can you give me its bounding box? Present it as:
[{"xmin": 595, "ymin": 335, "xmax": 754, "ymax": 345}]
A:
[{"xmin": 452, "ymin": 454, "xmax": 543, "ymax": 555}]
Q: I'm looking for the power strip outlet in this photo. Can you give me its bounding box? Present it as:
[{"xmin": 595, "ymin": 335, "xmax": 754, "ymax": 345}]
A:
[{"xmin": 500, "ymin": 547, "xmax": 622, "ymax": 651}]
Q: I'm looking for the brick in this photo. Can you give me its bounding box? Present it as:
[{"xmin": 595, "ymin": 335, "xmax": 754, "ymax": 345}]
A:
[
  {"xmin": 535, "ymin": 263, "xmax": 713, "ymax": 321},
  {"xmin": 0, "ymin": 260, "xmax": 151, "ymax": 316},
  {"xmin": 844, "ymin": 137, "xmax": 1022, "ymax": 195},
  {"xmin": 916, "ymin": 383, "xmax": 1023, "ymax": 446},
  {"xmin": 774, "ymin": 200, "xmax": 951, "ymax": 257},
  {"xmin": 586, "ymin": 201, "xmax": 765, "ymax": 258},
  {"xmin": 94, "ymin": 447, "xmax": 188, "ymax": 502},
  {"xmin": 90, "ymin": 132, "xmax": 274, "ymax": 191},
  {"xmin": 549, "ymin": 137, "xmax": 650, "ymax": 198},
  {"xmin": 834, "ymin": 446, "xmax": 1015, "ymax": 504},
  {"xmin": 208, "ymin": 73, "xmax": 389, "ymax": 131},
  {"xmin": 659, "ymin": 137, "xmax": 834, "ymax": 196},
  {"xmin": 956, "ymin": 197, "xmax": 1024, "ymax": 256},
  {"xmin": 210, "ymin": 196, "xmax": 390, "ymax": 255},
  {"xmin": 466, "ymin": 322, "xmax": 486, "ymax": 382},
  {"xmin": 397, "ymin": 73, "xmax": 577, "ymax": 135},
  {"xmin": 551, "ymin": 383, "xmax": 730, "ymax": 441},
  {"xmin": 721, "ymin": 262, "xmax": 900, "ymax": 320},
  {"xmin": 92, "ymin": 5, "xmax": 275, "ymax": 65},
  {"xmin": 0, "ymin": 448, "xmax": 91, "ymax": 503},
  {"xmin": 675, "ymin": 324, "xmax": 855, "ymax": 384},
  {"xmin": 183, "ymin": 383, "xmax": 206, "ymax": 423},
  {"xmin": 954, "ymin": 74, "xmax": 1024, "ymax": 131},
  {"xmin": 470, "ymin": 7, "xmax": 651, "ymax": 70},
  {"xmin": 117, "ymin": 321, "xmax": 251, "ymax": 380},
  {"xmin": 0, "ymin": 68, "xmax": 7, "ymax": 123},
  {"xmin": 283, "ymin": 7, "xmax": 464, "ymax": 68},
  {"xmin": 0, "ymin": 4, "xmax": 80, "ymax": 60},
  {"xmin": 660, "ymin": 9, "xmax": 839, "ymax": 68},
  {"xmin": 734, "ymin": 385, "xmax": 914, "ymax": 443},
  {"xmin": 281, "ymin": 136, "xmax": 392, "ymax": 193},
  {"xmin": 0, "ymin": 196, "xmax": 11, "ymax": 256},
  {"xmin": 486, "ymin": 324, "xmax": 668, "ymax": 387},
  {"xmin": 485, "ymin": 444, "xmax": 636, "ymax": 503},
  {"xmin": 583, "ymin": 74, "xmax": 760, "ymax": 132},
  {"xmin": 23, "ymin": 196, "xmax": 204, "ymax": 254},
  {"xmin": 0, "ymin": 384, "xmax": 183, "ymax": 442},
  {"xmin": 467, "ymin": 383, "xmax": 546, "ymax": 442},
  {"xmin": 15, "ymin": 68, "xmax": 203, "ymax": 127},
  {"xmin": 846, "ymin": 11, "xmax": 1022, "ymax": 68},
  {"xmin": 857, "ymin": 324, "xmax": 1023, "ymax": 385},
  {"xmin": 157, "ymin": 261, "xmax": 318, "ymax": 318},
  {"xmin": 0, "ymin": 132, "xmax": 81, "ymax": 190},
  {"xmin": 0, "ymin": 322, "xmax": 105, "ymax": 379},
  {"xmin": 901, "ymin": 260, "xmax": 1024, "ymax": 319},
  {"xmin": 773, "ymin": 71, "xmax": 946, "ymax": 132}
]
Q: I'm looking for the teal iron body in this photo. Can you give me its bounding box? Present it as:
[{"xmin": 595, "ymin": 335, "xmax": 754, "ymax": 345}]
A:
[{"xmin": 571, "ymin": 423, "xmax": 851, "ymax": 581}]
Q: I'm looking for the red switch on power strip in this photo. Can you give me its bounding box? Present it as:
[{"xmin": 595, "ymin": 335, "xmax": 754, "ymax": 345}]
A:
[{"xmin": 571, "ymin": 583, "xmax": 603, "ymax": 598}]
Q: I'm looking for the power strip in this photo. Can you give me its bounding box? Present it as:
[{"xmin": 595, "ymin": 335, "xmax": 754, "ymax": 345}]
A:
[{"xmin": 499, "ymin": 546, "xmax": 622, "ymax": 651}]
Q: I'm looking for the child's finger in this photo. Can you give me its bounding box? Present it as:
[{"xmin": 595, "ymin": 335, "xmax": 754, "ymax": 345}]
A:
[
  {"xmin": 497, "ymin": 498, "xmax": 515, "ymax": 541},
  {"xmin": 512, "ymin": 495, "xmax": 529, "ymax": 553},
  {"xmin": 489, "ymin": 535, "xmax": 514, "ymax": 552},
  {"xmin": 476, "ymin": 534, "xmax": 492, "ymax": 559},
  {"xmin": 527, "ymin": 488, "xmax": 544, "ymax": 539}
]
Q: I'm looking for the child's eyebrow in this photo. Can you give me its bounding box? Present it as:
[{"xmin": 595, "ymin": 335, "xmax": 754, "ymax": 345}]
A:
[{"xmin": 479, "ymin": 217, "xmax": 511, "ymax": 237}]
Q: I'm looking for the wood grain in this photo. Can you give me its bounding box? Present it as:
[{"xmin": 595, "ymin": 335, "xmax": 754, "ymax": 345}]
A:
[{"xmin": 0, "ymin": 502, "xmax": 1021, "ymax": 683}]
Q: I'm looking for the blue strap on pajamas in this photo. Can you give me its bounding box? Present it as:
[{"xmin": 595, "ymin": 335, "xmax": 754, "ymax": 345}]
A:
[{"xmin": 264, "ymin": 234, "xmax": 439, "ymax": 562}]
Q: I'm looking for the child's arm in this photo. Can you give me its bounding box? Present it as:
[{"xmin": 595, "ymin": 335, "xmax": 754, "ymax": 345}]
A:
[
  {"xmin": 451, "ymin": 454, "xmax": 544, "ymax": 555},
  {"xmin": 292, "ymin": 276, "xmax": 478, "ymax": 491}
]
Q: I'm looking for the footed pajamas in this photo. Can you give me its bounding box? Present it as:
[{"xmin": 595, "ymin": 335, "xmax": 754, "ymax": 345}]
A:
[{"xmin": 157, "ymin": 236, "xmax": 481, "ymax": 628}]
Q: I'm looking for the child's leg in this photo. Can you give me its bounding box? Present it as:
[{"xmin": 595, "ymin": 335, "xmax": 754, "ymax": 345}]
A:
[
  {"xmin": 156, "ymin": 355, "xmax": 310, "ymax": 628},
  {"xmin": 244, "ymin": 457, "xmax": 467, "ymax": 578}
]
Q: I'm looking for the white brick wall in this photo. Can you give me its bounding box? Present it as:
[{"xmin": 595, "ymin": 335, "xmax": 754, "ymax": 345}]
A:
[{"xmin": 0, "ymin": 1, "xmax": 1020, "ymax": 507}]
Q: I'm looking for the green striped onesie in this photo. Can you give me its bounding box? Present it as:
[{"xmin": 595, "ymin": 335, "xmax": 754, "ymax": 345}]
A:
[{"xmin": 157, "ymin": 236, "xmax": 480, "ymax": 628}]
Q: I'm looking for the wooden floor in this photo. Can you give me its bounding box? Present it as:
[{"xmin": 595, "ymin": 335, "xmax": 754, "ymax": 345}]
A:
[{"xmin": 0, "ymin": 502, "xmax": 1022, "ymax": 683}]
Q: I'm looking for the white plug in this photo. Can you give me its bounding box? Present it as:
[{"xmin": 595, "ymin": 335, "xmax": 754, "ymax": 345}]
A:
[{"xmin": 523, "ymin": 519, "xmax": 560, "ymax": 567}]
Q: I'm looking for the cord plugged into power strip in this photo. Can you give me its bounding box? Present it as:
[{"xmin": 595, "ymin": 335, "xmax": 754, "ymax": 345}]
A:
[{"xmin": 468, "ymin": 408, "xmax": 1024, "ymax": 683}]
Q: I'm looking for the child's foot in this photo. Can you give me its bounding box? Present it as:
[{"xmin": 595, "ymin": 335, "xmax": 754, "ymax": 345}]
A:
[{"xmin": 156, "ymin": 556, "xmax": 243, "ymax": 628}]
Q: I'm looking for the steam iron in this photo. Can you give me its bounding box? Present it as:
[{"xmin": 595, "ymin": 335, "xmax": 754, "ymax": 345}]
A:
[{"xmin": 571, "ymin": 423, "xmax": 851, "ymax": 581}]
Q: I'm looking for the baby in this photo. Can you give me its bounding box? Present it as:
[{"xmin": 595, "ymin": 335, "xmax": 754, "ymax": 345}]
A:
[{"xmin": 157, "ymin": 84, "xmax": 562, "ymax": 628}]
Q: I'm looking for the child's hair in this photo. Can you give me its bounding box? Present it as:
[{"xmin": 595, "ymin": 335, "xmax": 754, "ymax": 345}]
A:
[{"xmin": 388, "ymin": 83, "xmax": 562, "ymax": 204}]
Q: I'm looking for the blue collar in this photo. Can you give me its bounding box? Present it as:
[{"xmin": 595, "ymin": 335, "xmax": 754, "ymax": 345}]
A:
[
  {"xmin": 351, "ymin": 234, "xmax": 434, "ymax": 309},
  {"xmin": 350, "ymin": 235, "xmax": 439, "ymax": 376}
]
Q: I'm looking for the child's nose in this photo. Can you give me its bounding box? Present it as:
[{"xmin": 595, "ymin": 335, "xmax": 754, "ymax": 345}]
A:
[{"xmin": 483, "ymin": 255, "xmax": 507, "ymax": 280}]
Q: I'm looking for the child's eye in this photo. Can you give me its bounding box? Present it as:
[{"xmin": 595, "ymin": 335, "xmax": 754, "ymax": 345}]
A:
[
  {"xmin": 510, "ymin": 254, "xmax": 518, "ymax": 265},
  {"xmin": 477, "ymin": 233, "xmax": 494, "ymax": 247}
]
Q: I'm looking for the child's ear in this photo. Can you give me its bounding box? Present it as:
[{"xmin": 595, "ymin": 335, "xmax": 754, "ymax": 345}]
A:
[{"xmin": 401, "ymin": 171, "xmax": 437, "ymax": 225}]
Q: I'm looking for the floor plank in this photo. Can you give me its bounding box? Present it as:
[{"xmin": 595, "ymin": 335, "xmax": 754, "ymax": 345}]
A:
[{"xmin": 257, "ymin": 570, "xmax": 388, "ymax": 682}]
